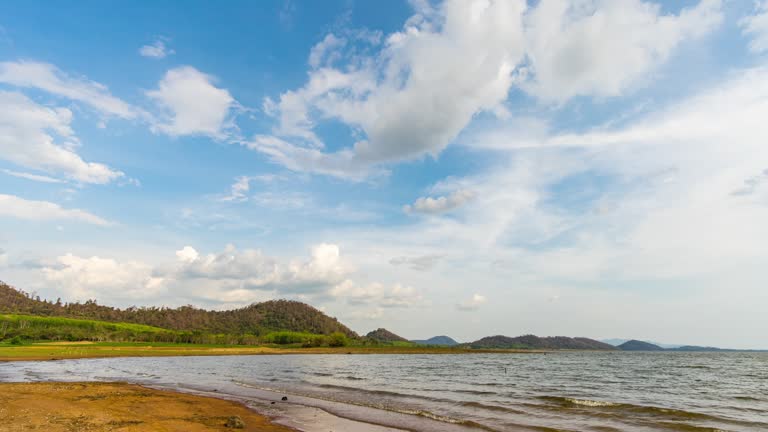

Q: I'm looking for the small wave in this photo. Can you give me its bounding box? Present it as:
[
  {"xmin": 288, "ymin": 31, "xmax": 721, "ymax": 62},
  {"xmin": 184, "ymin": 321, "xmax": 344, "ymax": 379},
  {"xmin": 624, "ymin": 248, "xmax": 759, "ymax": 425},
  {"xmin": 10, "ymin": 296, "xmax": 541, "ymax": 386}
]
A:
[
  {"xmin": 653, "ymin": 422, "xmax": 727, "ymax": 432},
  {"xmin": 312, "ymin": 372, "xmax": 333, "ymax": 377},
  {"xmin": 344, "ymin": 376, "xmax": 366, "ymax": 381},
  {"xmin": 538, "ymin": 396, "xmax": 728, "ymax": 422},
  {"xmin": 540, "ymin": 396, "xmax": 620, "ymax": 407},
  {"xmin": 456, "ymin": 401, "xmax": 525, "ymax": 415},
  {"xmin": 454, "ymin": 389, "xmax": 497, "ymax": 396},
  {"xmin": 232, "ymin": 380, "xmax": 497, "ymax": 431},
  {"xmin": 734, "ymin": 395, "xmax": 760, "ymax": 401}
]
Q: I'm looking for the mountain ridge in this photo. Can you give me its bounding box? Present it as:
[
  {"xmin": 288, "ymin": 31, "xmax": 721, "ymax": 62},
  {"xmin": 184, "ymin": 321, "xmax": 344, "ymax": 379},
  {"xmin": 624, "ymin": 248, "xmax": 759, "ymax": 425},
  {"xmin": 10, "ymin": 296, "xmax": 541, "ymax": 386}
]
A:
[
  {"xmin": 466, "ymin": 334, "xmax": 616, "ymax": 350},
  {"xmin": 411, "ymin": 335, "xmax": 458, "ymax": 346}
]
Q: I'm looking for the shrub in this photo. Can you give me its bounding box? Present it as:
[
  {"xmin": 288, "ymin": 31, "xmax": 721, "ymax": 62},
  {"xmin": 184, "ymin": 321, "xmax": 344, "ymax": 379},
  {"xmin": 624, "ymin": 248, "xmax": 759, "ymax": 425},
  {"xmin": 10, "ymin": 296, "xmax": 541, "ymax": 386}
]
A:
[{"xmin": 328, "ymin": 332, "xmax": 348, "ymax": 347}]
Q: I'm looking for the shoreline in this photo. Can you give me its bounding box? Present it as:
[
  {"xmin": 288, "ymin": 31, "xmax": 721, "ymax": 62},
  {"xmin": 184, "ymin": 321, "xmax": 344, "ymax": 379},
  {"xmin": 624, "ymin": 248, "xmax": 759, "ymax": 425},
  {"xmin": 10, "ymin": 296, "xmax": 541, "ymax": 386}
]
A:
[
  {"xmin": 0, "ymin": 381, "xmax": 296, "ymax": 432},
  {"xmin": 0, "ymin": 379, "xmax": 480, "ymax": 432},
  {"xmin": 0, "ymin": 341, "xmax": 546, "ymax": 362}
]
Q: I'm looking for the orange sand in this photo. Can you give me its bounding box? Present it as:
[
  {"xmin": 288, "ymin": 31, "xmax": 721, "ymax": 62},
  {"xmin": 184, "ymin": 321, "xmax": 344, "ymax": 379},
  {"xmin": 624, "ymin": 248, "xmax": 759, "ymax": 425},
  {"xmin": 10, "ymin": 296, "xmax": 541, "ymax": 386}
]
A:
[{"xmin": 0, "ymin": 382, "xmax": 294, "ymax": 432}]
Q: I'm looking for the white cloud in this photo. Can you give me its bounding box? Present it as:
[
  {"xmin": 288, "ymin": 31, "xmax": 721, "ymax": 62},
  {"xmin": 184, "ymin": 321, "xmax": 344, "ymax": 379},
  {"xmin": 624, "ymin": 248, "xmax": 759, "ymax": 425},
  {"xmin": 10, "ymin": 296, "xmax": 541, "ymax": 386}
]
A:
[
  {"xmin": 448, "ymin": 65, "xmax": 768, "ymax": 282},
  {"xmin": 403, "ymin": 189, "xmax": 476, "ymax": 214},
  {"xmin": 0, "ymin": 249, "xmax": 7, "ymax": 268},
  {"xmin": 147, "ymin": 66, "xmax": 236, "ymax": 138},
  {"xmin": 27, "ymin": 244, "xmax": 417, "ymax": 310},
  {"xmin": 220, "ymin": 176, "xmax": 253, "ymax": 202},
  {"xmin": 1, "ymin": 169, "xmax": 64, "ymax": 184},
  {"xmin": 0, "ymin": 194, "xmax": 111, "ymax": 226},
  {"xmin": 0, "ymin": 61, "xmax": 137, "ymax": 118},
  {"xmin": 253, "ymin": 0, "xmax": 528, "ymax": 178},
  {"xmin": 308, "ymin": 34, "xmax": 347, "ymax": 68},
  {"xmin": 172, "ymin": 243, "xmax": 350, "ymax": 294},
  {"xmin": 0, "ymin": 91, "xmax": 124, "ymax": 184},
  {"xmin": 252, "ymin": 0, "xmax": 721, "ymax": 180},
  {"xmin": 457, "ymin": 293, "xmax": 486, "ymax": 311},
  {"xmin": 523, "ymin": 0, "xmax": 723, "ymax": 101},
  {"xmin": 389, "ymin": 254, "xmax": 443, "ymax": 271},
  {"xmin": 330, "ymin": 280, "xmax": 422, "ymax": 308},
  {"xmin": 741, "ymin": 0, "xmax": 768, "ymax": 53},
  {"xmin": 732, "ymin": 169, "xmax": 768, "ymax": 196},
  {"xmin": 139, "ymin": 39, "xmax": 174, "ymax": 59},
  {"xmin": 43, "ymin": 254, "xmax": 164, "ymax": 301}
]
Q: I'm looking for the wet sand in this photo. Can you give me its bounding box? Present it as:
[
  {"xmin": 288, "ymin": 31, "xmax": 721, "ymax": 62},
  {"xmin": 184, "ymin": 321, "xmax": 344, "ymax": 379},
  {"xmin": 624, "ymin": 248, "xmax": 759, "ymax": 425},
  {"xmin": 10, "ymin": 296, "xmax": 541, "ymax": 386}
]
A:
[{"xmin": 0, "ymin": 382, "xmax": 294, "ymax": 432}]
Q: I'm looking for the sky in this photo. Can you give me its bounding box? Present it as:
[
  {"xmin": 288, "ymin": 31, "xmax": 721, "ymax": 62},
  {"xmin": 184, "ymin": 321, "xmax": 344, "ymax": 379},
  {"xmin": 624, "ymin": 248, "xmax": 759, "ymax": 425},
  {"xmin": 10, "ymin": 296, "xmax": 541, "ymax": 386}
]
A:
[{"xmin": 1, "ymin": 0, "xmax": 767, "ymax": 348}]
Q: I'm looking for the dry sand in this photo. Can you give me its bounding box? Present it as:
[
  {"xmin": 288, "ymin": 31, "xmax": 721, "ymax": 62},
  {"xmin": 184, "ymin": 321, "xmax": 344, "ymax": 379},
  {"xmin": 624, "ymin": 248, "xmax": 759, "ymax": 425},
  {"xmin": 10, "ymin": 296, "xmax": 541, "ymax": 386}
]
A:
[{"xmin": 0, "ymin": 382, "xmax": 294, "ymax": 432}]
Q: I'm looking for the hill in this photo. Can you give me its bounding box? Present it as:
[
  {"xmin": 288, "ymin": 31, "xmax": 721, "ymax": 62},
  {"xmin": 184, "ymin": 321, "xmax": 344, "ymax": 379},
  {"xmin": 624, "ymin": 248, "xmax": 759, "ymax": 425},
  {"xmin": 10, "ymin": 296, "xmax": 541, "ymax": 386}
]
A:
[
  {"xmin": 0, "ymin": 281, "xmax": 358, "ymax": 339},
  {"xmin": 411, "ymin": 336, "xmax": 458, "ymax": 346},
  {"xmin": 467, "ymin": 334, "xmax": 615, "ymax": 350},
  {"xmin": 365, "ymin": 328, "xmax": 409, "ymax": 343},
  {"xmin": 618, "ymin": 340, "xmax": 664, "ymax": 351}
]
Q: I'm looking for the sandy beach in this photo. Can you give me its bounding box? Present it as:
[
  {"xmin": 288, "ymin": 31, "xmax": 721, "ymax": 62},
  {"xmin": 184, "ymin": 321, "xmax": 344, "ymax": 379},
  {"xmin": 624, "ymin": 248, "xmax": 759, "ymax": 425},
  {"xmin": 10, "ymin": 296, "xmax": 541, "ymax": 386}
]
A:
[{"xmin": 0, "ymin": 382, "xmax": 294, "ymax": 432}]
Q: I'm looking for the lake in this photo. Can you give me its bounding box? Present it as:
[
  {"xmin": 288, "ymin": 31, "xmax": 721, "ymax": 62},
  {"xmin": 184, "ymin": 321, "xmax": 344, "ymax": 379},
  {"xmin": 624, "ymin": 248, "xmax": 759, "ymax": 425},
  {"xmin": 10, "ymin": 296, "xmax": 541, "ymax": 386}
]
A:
[{"xmin": 2, "ymin": 351, "xmax": 766, "ymax": 431}]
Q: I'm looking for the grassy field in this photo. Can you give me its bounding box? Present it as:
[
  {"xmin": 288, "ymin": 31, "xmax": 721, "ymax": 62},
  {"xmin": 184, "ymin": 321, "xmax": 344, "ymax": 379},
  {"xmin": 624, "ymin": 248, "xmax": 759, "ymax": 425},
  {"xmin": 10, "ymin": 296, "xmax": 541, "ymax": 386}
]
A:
[
  {"xmin": 0, "ymin": 340, "xmax": 538, "ymax": 361},
  {"xmin": 0, "ymin": 313, "xmax": 185, "ymax": 343}
]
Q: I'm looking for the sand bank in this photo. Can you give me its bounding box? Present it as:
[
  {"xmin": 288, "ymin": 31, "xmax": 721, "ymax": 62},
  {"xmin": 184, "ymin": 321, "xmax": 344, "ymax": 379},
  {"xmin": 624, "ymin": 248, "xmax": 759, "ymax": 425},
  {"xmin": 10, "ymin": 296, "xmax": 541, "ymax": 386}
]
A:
[{"xmin": 0, "ymin": 382, "xmax": 293, "ymax": 432}]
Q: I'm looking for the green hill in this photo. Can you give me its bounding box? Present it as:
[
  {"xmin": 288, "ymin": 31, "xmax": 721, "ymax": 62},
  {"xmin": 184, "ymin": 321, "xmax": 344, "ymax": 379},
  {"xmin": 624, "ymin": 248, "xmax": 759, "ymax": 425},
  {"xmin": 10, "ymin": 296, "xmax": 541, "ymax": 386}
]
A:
[
  {"xmin": 411, "ymin": 335, "xmax": 458, "ymax": 346},
  {"xmin": 0, "ymin": 281, "xmax": 358, "ymax": 343},
  {"xmin": 618, "ymin": 340, "xmax": 664, "ymax": 351},
  {"xmin": 365, "ymin": 328, "xmax": 410, "ymax": 343}
]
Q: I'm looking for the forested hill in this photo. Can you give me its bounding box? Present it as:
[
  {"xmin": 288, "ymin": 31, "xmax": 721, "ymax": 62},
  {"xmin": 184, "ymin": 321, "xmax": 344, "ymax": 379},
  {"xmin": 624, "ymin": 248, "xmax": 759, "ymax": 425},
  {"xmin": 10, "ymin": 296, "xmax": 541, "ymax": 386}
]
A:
[
  {"xmin": 0, "ymin": 281, "xmax": 358, "ymax": 338},
  {"xmin": 366, "ymin": 328, "xmax": 409, "ymax": 343},
  {"xmin": 467, "ymin": 335, "xmax": 616, "ymax": 350}
]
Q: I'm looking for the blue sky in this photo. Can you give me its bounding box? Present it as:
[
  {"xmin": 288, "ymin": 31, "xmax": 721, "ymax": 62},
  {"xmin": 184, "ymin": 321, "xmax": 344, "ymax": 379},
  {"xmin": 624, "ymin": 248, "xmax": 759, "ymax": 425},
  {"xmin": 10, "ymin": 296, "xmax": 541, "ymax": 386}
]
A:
[{"xmin": 1, "ymin": 0, "xmax": 768, "ymax": 348}]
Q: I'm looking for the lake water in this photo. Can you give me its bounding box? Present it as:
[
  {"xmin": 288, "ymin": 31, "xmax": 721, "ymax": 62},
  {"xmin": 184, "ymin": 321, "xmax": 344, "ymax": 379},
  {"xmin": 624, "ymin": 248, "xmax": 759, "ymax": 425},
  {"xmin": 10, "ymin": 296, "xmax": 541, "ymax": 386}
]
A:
[{"xmin": 2, "ymin": 352, "xmax": 767, "ymax": 431}]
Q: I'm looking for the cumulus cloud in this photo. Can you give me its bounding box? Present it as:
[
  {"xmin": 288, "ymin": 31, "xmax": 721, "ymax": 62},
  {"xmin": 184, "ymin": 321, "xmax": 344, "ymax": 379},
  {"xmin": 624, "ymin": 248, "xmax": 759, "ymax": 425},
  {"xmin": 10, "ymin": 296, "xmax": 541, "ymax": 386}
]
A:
[
  {"xmin": 308, "ymin": 34, "xmax": 347, "ymax": 68},
  {"xmin": 171, "ymin": 243, "xmax": 350, "ymax": 293},
  {"xmin": 30, "ymin": 244, "xmax": 419, "ymax": 310},
  {"xmin": 0, "ymin": 61, "xmax": 137, "ymax": 118},
  {"xmin": 523, "ymin": 0, "xmax": 723, "ymax": 101},
  {"xmin": 253, "ymin": 0, "xmax": 527, "ymax": 178},
  {"xmin": 457, "ymin": 293, "xmax": 487, "ymax": 311},
  {"xmin": 147, "ymin": 66, "xmax": 236, "ymax": 138},
  {"xmin": 0, "ymin": 194, "xmax": 111, "ymax": 226},
  {"xmin": 403, "ymin": 190, "xmax": 475, "ymax": 214},
  {"xmin": 0, "ymin": 91, "xmax": 124, "ymax": 184},
  {"xmin": 741, "ymin": 0, "xmax": 768, "ymax": 53},
  {"xmin": 43, "ymin": 254, "xmax": 165, "ymax": 301},
  {"xmin": 251, "ymin": 0, "xmax": 721, "ymax": 180},
  {"xmin": 389, "ymin": 254, "xmax": 443, "ymax": 271},
  {"xmin": 139, "ymin": 39, "xmax": 174, "ymax": 59}
]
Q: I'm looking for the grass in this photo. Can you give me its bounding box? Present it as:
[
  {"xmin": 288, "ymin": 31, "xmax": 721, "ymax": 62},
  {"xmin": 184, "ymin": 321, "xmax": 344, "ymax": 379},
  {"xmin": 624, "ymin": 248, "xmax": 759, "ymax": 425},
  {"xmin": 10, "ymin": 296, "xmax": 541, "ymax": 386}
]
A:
[
  {"xmin": 0, "ymin": 340, "xmax": 537, "ymax": 361},
  {"xmin": 0, "ymin": 313, "xmax": 184, "ymax": 343}
]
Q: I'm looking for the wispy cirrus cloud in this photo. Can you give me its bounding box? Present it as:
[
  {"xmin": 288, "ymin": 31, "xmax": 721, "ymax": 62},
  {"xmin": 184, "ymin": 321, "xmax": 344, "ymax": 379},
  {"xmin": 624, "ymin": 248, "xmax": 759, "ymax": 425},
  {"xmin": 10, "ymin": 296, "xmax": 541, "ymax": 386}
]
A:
[
  {"xmin": 0, "ymin": 60, "xmax": 138, "ymax": 119},
  {"xmin": 0, "ymin": 194, "xmax": 111, "ymax": 226}
]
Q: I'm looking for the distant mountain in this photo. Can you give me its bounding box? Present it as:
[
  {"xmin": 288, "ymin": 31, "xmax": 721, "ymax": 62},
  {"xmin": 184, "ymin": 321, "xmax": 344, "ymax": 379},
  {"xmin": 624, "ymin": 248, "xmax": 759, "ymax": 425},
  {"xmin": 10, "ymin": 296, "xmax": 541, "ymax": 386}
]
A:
[
  {"xmin": 667, "ymin": 345, "xmax": 726, "ymax": 352},
  {"xmin": 411, "ymin": 336, "xmax": 458, "ymax": 346},
  {"xmin": 602, "ymin": 338, "xmax": 682, "ymax": 349},
  {"xmin": 618, "ymin": 340, "xmax": 664, "ymax": 351},
  {"xmin": 366, "ymin": 328, "xmax": 409, "ymax": 343},
  {"xmin": 602, "ymin": 338, "xmax": 630, "ymax": 346},
  {"xmin": 467, "ymin": 334, "xmax": 616, "ymax": 350}
]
